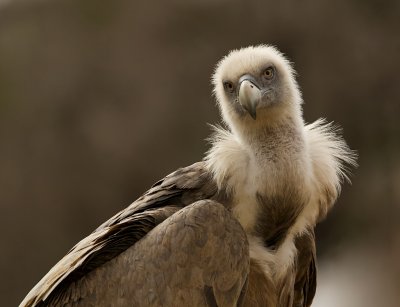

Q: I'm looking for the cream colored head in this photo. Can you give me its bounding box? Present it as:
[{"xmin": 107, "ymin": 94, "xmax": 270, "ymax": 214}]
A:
[{"xmin": 213, "ymin": 45, "xmax": 303, "ymax": 135}]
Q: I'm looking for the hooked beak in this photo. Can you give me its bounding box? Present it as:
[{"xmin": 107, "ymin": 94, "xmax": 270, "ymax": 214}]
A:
[{"xmin": 238, "ymin": 76, "xmax": 261, "ymax": 120}]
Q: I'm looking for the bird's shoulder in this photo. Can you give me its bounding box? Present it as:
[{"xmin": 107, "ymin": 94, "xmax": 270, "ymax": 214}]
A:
[
  {"xmin": 21, "ymin": 161, "xmax": 217, "ymax": 307},
  {"xmin": 304, "ymin": 119, "xmax": 356, "ymax": 220},
  {"xmin": 205, "ymin": 125, "xmax": 249, "ymax": 189}
]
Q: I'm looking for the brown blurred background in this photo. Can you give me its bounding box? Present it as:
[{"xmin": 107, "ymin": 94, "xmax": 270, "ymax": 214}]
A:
[{"xmin": 0, "ymin": 0, "xmax": 399, "ymax": 306}]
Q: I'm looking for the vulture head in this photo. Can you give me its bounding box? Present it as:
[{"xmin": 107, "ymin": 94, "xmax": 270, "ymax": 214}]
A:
[{"xmin": 213, "ymin": 45, "xmax": 303, "ymax": 137}]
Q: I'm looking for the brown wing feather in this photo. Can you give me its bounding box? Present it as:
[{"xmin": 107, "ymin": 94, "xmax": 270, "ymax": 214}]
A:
[
  {"xmin": 20, "ymin": 162, "xmax": 217, "ymax": 307},
  {"xmin": 293, "ymin": 228, "xmax": 317, "ymax": 307},
  {"xmin": 42, "ymin": 201, "xmax": 249, "ymax": 306}
]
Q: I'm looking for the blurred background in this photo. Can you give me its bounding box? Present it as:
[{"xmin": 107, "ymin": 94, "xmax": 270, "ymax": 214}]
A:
[{"xmin": 0, "ymin": 0, "xmax": 399, "ymax": 306}]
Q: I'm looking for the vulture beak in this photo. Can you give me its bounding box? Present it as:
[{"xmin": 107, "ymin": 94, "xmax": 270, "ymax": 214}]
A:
[{"xmin": 238, "ymin": 75, "xmax": 261, "ymax": 120}]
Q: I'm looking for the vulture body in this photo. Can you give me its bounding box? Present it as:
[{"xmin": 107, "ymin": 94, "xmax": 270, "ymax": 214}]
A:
[{"xmin": 20, "ymin": 45, "xmax": 356, "ymax": 307}]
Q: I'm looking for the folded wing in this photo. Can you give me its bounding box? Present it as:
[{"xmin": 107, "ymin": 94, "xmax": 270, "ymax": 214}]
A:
[{"xmin": 21, "ymin": 162, "xmax": 220, "ymax": 306}]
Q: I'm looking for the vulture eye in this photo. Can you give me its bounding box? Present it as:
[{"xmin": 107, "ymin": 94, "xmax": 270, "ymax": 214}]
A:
[
  {"xmin": 223, "ymin": 81, "xmax": 235, "ymax": 93},
  {"xmin": 263, "ymin": 67, "xmax": 274, "ymax": 80}
]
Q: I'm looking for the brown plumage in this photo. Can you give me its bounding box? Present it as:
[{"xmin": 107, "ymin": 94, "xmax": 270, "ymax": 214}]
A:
[{"xmin": 20, "ymin": 45, "xmax": 356, "ymax": 307}]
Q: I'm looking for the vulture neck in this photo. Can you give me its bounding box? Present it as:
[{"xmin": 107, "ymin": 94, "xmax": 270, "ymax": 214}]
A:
[
  {"xmin": 206, "ymin": 103, "xmax": 306, "ymax": 194},
  {"xmin": 233, "ymin": 107, "xmax": 304, "ymax": 157}
]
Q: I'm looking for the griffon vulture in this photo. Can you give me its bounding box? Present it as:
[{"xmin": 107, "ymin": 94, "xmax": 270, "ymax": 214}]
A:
[{"xmin": 20, "ymin": 45, "xmax": 356, "ymax": 307}]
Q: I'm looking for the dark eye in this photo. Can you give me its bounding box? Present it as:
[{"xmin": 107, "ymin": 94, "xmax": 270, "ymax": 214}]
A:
[
  {"xmin": 263, "ymin": 67, "xmax": 274, "ymax": 80},
  {"xmin": 223, "ymin": 81, "xmax": 234, "ymax": 93}
]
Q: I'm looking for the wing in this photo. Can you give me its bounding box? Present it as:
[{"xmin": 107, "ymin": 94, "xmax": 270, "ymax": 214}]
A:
[
  {"xmin": 293, "ymin": 228, "xmax": 317, "ymax": 307},
  {"xmin": 20, "ymin": 162, "xmax": 218, "ymax": 307},
  {"xmin": 42, "ymin": 201, "xmax": 249, "ymax": 307}
]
